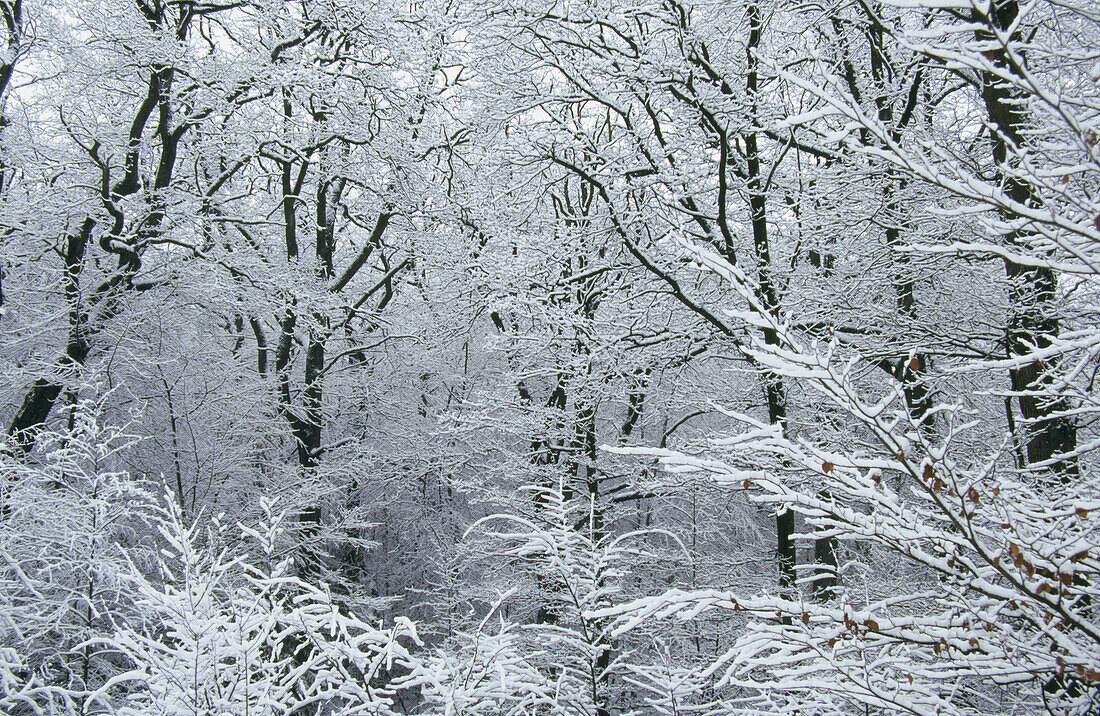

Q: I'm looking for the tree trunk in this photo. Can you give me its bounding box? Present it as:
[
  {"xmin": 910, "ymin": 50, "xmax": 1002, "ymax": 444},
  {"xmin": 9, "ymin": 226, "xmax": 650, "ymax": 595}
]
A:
[
  {"xmin": 976, "ymin": 0, "xmax": 1077, "ymax": 477},
  {"xmin": 745, "ymin": 0, "xmax": 799, "ymax": 596}
]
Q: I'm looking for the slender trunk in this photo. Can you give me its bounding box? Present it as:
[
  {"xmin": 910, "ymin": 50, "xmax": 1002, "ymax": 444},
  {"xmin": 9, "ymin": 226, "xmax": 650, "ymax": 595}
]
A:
[
  {"xmin": 867, "ymin": 12, "xmax": 934, "ymax": 436},
  {"xmin": 746, "ymin": 0, "xmax": 798, "ymax": 596}
]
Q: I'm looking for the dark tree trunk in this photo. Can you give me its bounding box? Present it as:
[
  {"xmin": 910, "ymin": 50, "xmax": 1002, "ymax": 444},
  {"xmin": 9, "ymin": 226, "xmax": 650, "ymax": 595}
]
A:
[
  {"xmin": 975, "ymin": 0, "xmax": 1077, "ymax": 477},
  {"xmin": 7, "ymin": 5, "xmax": 194, "ymax": 455},
  {"xmin": 0, "ymin": 1, "xmax": 22, "ymax": 195},
  {"xmin": 6, "ymin": 218, "xmax": 94, "ymax": 454},
  {"xmin": 745, "ymin": 0, "xmax": 799, "ymax": 596}
]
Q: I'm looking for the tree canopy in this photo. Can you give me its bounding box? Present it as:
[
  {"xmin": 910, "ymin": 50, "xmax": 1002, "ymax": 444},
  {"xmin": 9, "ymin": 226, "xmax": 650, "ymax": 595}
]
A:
[{"xmin": 1, "ymin": 0, "xmax": 1098, "ymax": 713}]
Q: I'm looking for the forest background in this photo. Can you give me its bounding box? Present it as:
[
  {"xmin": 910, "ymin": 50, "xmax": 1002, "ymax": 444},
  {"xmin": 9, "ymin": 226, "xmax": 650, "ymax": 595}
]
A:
[{"xmin": 1, "ymin": 0, "xmax": 1099, "ymax": 713}]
